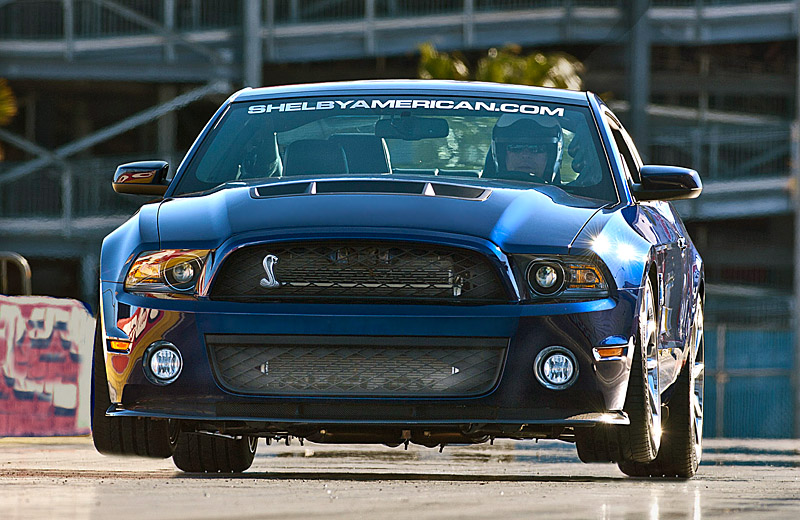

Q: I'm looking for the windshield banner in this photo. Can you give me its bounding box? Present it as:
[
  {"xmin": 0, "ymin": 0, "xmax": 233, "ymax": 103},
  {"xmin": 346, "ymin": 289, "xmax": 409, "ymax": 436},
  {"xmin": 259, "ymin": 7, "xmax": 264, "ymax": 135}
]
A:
[{"xmin": 248, "ymin": 99, "xmax": 565, "ymax": 116}]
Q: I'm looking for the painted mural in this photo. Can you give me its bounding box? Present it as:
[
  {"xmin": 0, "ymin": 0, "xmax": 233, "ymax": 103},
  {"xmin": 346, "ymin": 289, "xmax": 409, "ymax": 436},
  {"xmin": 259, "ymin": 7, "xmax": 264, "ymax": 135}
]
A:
[{"xmin": 0, "ymin": 295, "xmax": 95, "ymax": 436}]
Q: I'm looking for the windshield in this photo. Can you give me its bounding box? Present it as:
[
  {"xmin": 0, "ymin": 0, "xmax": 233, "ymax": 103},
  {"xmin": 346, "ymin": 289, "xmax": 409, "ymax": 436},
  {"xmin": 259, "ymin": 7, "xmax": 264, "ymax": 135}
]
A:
[{"xmin": 173, "ymin": 95, "xmax": 616, "ymax": 202}]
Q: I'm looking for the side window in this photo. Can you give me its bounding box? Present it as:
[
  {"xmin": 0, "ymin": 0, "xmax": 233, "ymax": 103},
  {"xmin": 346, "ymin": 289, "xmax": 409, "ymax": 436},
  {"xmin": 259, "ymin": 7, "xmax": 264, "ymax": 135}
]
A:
[
  {"xmin": 607, "ymin": 121, "xmax": 641, "ymax": 184},
  {"xmin": 619, "ymin": 125, "xmax": 644, "ymax": 170}
]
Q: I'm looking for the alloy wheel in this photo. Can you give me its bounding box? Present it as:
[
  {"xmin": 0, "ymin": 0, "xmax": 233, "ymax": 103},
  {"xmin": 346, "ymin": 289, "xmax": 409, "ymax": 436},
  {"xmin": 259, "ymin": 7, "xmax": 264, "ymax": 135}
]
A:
[{"xmin": 642, "ymin": 279, "xmax": 661, "ymax": 455}]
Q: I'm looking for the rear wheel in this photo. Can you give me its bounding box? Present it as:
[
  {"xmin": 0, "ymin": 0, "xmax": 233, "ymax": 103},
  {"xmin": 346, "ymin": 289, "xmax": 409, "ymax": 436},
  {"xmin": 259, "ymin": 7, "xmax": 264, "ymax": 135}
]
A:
[
  {"xmin": 91, "ymin": 324, "xmax": 175, "ymax": 458},
  {"xmin": 172, "ymin": 432, "xmax": 257, "ymax": 473},
  {"xmin": 619, "ymin": 300, "xmax": 704, "ymax": 478},
  {"xmin": 617, "ymin": 277, "xmax": 661, "ymax": 464}
]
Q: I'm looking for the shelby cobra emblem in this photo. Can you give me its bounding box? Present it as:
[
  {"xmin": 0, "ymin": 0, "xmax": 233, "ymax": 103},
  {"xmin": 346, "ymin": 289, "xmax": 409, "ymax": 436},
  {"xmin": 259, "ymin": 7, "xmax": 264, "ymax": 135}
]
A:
[{"xmin": 260, "ymin": 254, "xmax": 280, "ymax": 288}]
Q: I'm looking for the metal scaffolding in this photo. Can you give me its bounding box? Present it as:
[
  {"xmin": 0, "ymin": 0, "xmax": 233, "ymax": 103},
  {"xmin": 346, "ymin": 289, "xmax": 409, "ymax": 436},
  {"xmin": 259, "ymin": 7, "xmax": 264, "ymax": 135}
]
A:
[{"xmin": 1, "ymin": 1, "xmax": 797, "ymax": 82}]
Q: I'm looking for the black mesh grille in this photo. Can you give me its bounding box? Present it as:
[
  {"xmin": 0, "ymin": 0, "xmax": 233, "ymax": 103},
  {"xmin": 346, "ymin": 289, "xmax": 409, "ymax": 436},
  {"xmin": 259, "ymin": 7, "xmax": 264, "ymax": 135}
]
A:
[
  {"xmin": 209, "ymin": 241, "xmax": 508, "ymax": 304},
  {"xmin": 206, "ymin": 335, "xmax": 507, "ymax": 397}
]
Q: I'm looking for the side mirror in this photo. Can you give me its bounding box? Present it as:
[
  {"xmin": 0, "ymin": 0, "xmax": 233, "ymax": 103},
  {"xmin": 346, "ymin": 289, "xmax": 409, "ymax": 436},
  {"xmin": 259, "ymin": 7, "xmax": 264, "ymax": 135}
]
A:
[
  {"xmin": 113, "ymin": 161, "xmax": 170, "ymax": 196},
  {"xmin": 632, "ymin": 165, "xmax": 702, "ymax": 201}
]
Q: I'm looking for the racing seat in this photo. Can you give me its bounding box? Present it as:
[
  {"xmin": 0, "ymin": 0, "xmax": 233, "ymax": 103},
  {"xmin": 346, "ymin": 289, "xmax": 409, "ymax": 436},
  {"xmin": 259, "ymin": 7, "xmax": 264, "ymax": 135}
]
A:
[
  {"xmin": 481, "ymin": 149, "xmax": 498, "ymax": 178},
  {"xmin": 283, "ymin": 139, "xmax": 349, "ymax": 176},
  {"xmin": 327, "ymin": 134, "xmax": 392, "ymax": 174}
]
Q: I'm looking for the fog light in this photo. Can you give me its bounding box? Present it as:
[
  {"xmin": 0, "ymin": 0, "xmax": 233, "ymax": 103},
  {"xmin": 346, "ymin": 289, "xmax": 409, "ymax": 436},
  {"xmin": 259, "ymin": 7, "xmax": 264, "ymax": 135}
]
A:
[
  {"xmin": 143, "ymin": 341, "xmax": 182, "ymax": 385},
  {"xmin": 543, "ymin": 354, "xmax": 573, "ymax": 384},
  {"xmin": 534, "ymin": 346, "xmax": 578, "ymax": 390}
]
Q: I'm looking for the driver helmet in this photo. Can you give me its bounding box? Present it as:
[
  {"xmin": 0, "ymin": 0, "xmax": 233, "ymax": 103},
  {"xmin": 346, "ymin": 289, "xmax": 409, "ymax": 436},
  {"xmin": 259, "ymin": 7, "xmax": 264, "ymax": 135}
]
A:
[{"xmin": 490, "ymin": 114, "xmax": 563, "ymax": 183}]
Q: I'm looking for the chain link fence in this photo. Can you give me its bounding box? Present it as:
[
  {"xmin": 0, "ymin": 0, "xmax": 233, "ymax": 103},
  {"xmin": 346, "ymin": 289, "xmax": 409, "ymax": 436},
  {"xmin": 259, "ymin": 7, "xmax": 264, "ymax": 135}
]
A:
[{"xmin": 704, "ymin": 292, "xmax": 795, "ymax": 438}]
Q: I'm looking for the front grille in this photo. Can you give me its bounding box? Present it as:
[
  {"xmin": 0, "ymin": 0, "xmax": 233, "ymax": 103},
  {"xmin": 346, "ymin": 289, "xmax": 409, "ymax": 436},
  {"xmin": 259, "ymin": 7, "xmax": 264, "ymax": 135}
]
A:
[
  {"xmin": 206, "ymin": 334, "xmax": 508, "ymax": 397},
  {"xmin": 209, "ymin": 241, "xmax": 508, "ymax": 304}
]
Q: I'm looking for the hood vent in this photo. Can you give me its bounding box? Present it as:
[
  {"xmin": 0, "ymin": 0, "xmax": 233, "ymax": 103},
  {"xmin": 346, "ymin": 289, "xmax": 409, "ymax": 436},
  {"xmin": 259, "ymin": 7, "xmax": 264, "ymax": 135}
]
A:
[
  {"xmin": 317, "ymin": 180, "xmax": 423, "ymax": 194},
  {"xmin": 253, "ymin": 179, "xmax": 489, "ymax": 200},
  {"xmin": 253, "ymin": 182, "xmax": 312, "ymax": 198}
]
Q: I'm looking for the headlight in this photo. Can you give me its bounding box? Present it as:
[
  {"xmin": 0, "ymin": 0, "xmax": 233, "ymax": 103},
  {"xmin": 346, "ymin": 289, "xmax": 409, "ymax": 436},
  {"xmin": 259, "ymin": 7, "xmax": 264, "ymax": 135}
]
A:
[
  {"xmin": 518, "ymin": 255, "xmax": 609, "ymax": 300},
  {"xmin": 526, "ymin": 261, "xmax": 565, "ymax": 295},
  {"xmin": 125, "ymin": 249, "xmax": 211, "ymax": 294}
]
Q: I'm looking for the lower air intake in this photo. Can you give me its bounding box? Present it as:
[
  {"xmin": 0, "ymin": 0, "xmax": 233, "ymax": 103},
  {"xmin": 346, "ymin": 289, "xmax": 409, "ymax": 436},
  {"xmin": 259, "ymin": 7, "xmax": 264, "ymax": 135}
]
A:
[{"xmin": 206, "ymin": 334, "xmax": 507, "ymax": 397}]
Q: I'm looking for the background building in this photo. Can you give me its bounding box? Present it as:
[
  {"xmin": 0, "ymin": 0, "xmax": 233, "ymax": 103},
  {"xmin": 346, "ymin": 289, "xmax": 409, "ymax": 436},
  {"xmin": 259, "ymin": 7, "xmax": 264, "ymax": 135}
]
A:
[{"xmin": 0, "ymin": 0, "xmax": 797, "ymax": 437}]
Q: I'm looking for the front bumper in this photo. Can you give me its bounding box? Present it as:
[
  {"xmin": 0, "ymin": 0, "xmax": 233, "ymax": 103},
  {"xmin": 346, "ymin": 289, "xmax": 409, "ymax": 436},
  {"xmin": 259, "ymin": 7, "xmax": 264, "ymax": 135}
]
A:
[{"xmin": 100, "ymin": 283, "xmax": 639, "ymax": 428}]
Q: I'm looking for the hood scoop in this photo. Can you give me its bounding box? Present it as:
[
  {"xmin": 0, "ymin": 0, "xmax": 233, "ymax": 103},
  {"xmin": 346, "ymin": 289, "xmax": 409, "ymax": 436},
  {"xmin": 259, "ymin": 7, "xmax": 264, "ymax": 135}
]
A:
[{"xmin": 253, "ymin": 179, "xmax": 489, "ymax": 200}]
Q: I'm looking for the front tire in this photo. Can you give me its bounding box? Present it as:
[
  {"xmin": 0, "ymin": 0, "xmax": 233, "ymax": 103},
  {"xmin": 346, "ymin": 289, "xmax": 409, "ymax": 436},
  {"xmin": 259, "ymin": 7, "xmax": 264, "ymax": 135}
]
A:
[
  {"xmin": 575, "ymin": 424, "xmax": 622, "ymax": 463},
  {"xmin": 91, "ymin": 324, "xmax": 175, "ymax": 458},
  {"xmin": 172, "ymin": 433, "xmax": 257, "ymax": 473},
  {"xmin": 619, "ymin": 300, "xmax": 704, "ymax": 478},
  {"xmin": 617, "ymin": 277, "xmax": 661, "ymax": 464}
]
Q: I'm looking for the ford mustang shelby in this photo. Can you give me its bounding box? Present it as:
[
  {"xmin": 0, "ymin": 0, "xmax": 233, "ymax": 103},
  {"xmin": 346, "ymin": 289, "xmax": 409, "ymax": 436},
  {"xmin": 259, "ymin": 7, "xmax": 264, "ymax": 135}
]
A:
[{"xmin": 93, "ymin": 80, "xmax": 704, "ymax": 478}]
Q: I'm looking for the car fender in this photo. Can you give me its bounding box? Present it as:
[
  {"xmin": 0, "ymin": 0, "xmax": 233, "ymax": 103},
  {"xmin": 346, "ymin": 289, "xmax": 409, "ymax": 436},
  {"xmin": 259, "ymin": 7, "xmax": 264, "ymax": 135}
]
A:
[{"xmin": 100, "ymin": 203, "xmax": 161, "ymax": 284}]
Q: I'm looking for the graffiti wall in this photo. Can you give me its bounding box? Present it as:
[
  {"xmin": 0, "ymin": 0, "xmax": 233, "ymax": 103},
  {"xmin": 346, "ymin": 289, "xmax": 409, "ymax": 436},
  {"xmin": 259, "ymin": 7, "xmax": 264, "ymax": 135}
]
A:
[{"xmin": 0, "ymin": 295, "xmax": 95, "ymax": 436}]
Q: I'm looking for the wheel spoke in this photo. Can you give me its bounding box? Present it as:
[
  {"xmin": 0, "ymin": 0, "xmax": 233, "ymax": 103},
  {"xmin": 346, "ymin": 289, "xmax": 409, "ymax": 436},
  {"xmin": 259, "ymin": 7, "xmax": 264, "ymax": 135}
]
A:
[
  {"xmin": 645, "ymin": 284, "xmax": 661, "ymax": 449},
  {"xmin": 692, "ymin": 302, "xmax": 704, "ymax": 454},
  {"xmin": 648, "ymin": 374, "xmax": 660, "ymax": 413},
  {"xmin": 694, "ymin": 419, "xmax": 702, "ymax": 446},
  {"xmin": 645, "ymin": 318, "xmax": 657, "ymax": 345},
  {"xmin": 693, "ymin": 395, "xmax": 703, "ymax": 418}
]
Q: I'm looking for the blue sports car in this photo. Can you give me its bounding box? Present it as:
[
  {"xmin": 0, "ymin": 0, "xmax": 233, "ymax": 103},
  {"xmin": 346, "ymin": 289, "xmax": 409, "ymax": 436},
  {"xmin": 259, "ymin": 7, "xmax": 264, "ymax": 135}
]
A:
[{"xmin": 93, "ymin": 80, "xmax": 704, "ymax": 478}]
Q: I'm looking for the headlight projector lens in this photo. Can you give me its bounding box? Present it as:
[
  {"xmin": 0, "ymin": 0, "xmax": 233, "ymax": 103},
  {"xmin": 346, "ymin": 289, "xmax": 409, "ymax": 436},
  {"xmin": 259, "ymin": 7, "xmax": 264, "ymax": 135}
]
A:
[
  {"xmin": 164, "ymin": 257, "xmax": 203, "ymax": 291},
  {"xmin": 535, "ymin": 265, "xmax": 558, "ymax": 288},
  {"xmin": 534, "ymin": 346, "xmax": 579, "ymax": 390},
  {"xmin": 171, "ymin": 262, "xmax": 195, "ymax": 284},
  {"xmin": 143, "ymin": 341, "xmax": 183, "ymax": 385},
  {"xmin": 526, "ymin": 260, "xmax": 565, "ymax": 296}
]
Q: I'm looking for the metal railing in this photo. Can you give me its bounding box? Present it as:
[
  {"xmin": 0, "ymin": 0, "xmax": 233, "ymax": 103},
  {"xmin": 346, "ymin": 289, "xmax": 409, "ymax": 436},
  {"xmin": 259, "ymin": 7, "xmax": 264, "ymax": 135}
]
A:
[
  {"xmin": 649, "ymin": 93, "xmax": 793, "ymax": 119},
  {"xmin": 274, "ymin": 0, "xmax": 364, "ymax": 22},
  {"xmin": 376, "ymin": 0, "xmax": 462, "ymax": 18},
  {"xmin": 652, "ymin": 0, "xmax": 779, "ymax": 5},
  {"xmin": 177, "ymin": 0, "xmax": 242, "ymax": 29},
  {"xmin": 0, "ymin": 1, "xmax": 64, "ymax": 39},
  {"xmin": 0, "ymin": 153, "xmax": 168, "ymax": 221},
  {"xmin": 477, "ymin": 0, "xmax": 620, "ymax": 9},
  {"xmin": 0, "ymin": 251, "xmax": 32, "ymax": 296},
  {"xmin": 649, "ymin": 125, "xmax": 792, "ymax": 181},
  {"xmin": 74, "ymin": 0, "xmax": 162, "ymax": 37},
  {"xmin": 0, "ymin": 0, "xmax": 792, "ymax": 40},
  {"xmin": 0, "ymin": 0, "xmax": 239, "ymax": 39}
]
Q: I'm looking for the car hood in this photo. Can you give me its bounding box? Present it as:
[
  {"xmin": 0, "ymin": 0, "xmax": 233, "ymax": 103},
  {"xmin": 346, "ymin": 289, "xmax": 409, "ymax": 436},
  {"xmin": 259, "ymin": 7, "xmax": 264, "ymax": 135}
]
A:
[{"xmin": 156, "ymin": 180, "xmax": 605, "ymax": 254}]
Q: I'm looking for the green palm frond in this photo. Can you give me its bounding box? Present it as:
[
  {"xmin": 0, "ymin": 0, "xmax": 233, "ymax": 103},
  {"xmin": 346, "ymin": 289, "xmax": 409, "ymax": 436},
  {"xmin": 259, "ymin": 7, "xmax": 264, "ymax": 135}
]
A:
[
  {"xmin": 419, "ymin": 43, "xmax": 584, "ymax": 90},
  {"xmin": 418, "ymin": 43, "xmax": 470, "ymax": 81}
]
